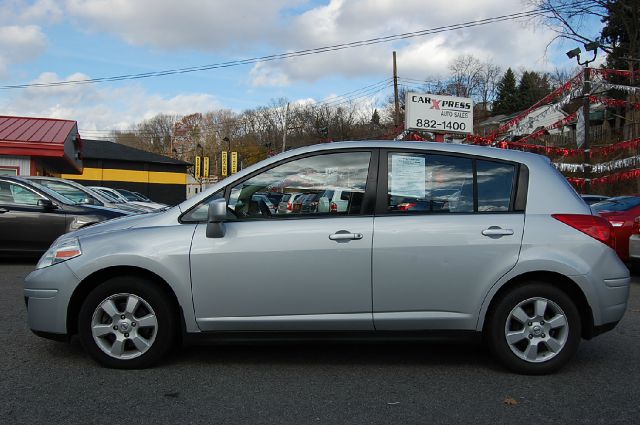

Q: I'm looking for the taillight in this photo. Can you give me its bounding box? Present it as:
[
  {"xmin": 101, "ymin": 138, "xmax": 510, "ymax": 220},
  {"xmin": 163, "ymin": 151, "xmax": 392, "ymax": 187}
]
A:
[
  {"xmin": 552, "ymin": 214, "xmax": 615, "ymax": 250},
  {"xmin": 608, "ymin": 220, "xmax": 625, "ymax": 228},
  {"xmin": 330, "ymin": 202, "xmax": 337, "ymax": 213},
  {"xmin": 398, "ymin": 202, "xmax": 416, "ymax": 211},
  {"xmin": 633, "ymin": 217, "xmax": 640, "ymax": 234},
  {"xmin": 287, "ymin": 202, "xmax": 292, "ymax": 211}
]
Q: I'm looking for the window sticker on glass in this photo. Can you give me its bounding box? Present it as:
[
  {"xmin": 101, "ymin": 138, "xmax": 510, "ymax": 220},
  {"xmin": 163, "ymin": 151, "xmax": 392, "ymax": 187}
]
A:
[{"xmin": 390, "ymin": 154, "xmax": 426, "ymax": 199}]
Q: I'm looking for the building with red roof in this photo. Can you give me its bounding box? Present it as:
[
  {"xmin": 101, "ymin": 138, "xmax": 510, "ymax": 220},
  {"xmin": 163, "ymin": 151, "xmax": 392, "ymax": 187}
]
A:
[{"xmin": 0, "ymin": 115, "xmax": 82, "ymax": 176}]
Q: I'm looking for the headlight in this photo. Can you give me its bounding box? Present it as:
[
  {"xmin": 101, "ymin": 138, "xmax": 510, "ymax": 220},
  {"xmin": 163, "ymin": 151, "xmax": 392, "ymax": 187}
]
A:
[{"xmin": 36, "ymin": 238, "xmax": 82, "ymax": 269}]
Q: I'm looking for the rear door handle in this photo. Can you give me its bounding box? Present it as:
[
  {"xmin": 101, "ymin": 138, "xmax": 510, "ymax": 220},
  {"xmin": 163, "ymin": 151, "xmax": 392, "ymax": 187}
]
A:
[
  {"xmin": 329, "ymin": 231, "xmax": 363, "ymax": 241},
  {"xmin": 482, "ymin": 227, "xmax": 514, "ymax": 237},
  {"xmin": 0, "ymin": 207, "xmax": 8, "ymax": 214}
]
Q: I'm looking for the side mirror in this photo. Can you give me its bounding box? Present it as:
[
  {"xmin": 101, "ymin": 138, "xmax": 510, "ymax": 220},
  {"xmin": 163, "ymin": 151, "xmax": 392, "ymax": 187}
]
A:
[
  {"xmin": 206, "ymin": 198, "xmax": 227, "ymax": 238},
  {"xmin": 83, "ymin": 197, "xmax": 98, "ymax": 205},
  {"xmin": 37, "ymin": 198, "xmax": 56, "ymax": 210}
]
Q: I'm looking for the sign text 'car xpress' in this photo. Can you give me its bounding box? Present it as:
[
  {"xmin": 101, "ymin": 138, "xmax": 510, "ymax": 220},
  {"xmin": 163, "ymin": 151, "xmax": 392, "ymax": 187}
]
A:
[{"xmin": 405, "ymin": 92, "xmax": 473, "ymax": 134}]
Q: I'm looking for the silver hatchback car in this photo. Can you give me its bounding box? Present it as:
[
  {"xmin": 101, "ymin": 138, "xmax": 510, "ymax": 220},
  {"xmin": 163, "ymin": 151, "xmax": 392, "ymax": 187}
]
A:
[{"xmin": 24, "ymin": 141, "xmax": 630, "ymax": 374}]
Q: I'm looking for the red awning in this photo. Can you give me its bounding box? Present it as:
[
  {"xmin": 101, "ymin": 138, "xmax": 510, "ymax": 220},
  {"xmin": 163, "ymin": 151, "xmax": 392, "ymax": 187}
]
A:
[{"xmin": 0, "ymin": 115, "xmax": 82, "ymax": 172}]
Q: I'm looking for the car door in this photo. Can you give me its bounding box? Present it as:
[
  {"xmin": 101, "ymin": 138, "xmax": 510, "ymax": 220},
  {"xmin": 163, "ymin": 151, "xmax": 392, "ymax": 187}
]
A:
[
  {"xmin": 189, "ymin": 150, "xmax": 377, "ymax": 331},
  {"xmin": 372, "ymin": 150, "xmax": 525, "ymax": 331},
  {"xmin": 0, "ymin": 179, "xmax": 67, "ymax": 254}
]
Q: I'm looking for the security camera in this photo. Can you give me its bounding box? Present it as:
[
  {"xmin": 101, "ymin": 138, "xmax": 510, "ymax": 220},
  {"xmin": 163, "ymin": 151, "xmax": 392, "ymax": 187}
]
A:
[{"xmin": 566, "ymin": 47, "xmax": 581, "ymax": 59}]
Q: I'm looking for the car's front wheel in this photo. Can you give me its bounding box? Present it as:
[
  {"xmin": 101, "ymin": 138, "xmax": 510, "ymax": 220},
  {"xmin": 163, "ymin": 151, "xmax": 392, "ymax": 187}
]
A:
[
  {"xmin": 486, "ymin": 282, "xmax": 581, "ymax": 375},
  {"xmin": 78, "ymin": 276, "xmax": 177, "ymax": 369}
]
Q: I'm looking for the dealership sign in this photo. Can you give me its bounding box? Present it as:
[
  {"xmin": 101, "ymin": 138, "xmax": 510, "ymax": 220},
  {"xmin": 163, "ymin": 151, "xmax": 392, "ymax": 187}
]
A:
[{"xmin": 405, "ymin": 92, "xmax": 473, "ymax": 134}]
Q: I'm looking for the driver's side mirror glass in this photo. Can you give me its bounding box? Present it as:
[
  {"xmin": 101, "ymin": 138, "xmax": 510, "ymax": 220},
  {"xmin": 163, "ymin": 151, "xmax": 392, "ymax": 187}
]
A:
[
  {"xmin": 206, "ymin": 198, "xmax": 227, "ymax": 238},
  {"xmin": 37, "ymin": 198, "xmax": 55, "ymax": 210}
]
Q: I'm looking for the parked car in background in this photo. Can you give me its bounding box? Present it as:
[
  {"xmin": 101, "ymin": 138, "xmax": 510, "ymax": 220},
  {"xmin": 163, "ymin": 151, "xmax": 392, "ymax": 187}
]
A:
[
  {"xmin": 0, "ymin": 176, "xmax": 126, "ymax": 256},
  {"xmin": 114, "ymin": 188, "xmax": 167, "ymax": 210},
  {"xmin": 317, "ymin": 189, "xmax": 352, "ymax": 213},
  {"xmin": 25, "ymin": 141, "xmax": 629, "ymax": 374},
  {"xmin": 89, "ymin": 187, "xmax": 156, "ymax": 212},
  {"xmin": 277, "ymin": 192, "xmax": 303, "ymax": 214},
  {"xmin": 294, "ymin": 192, "xmax": 323, "ymax": 213},
  {"xmin": 581, "ymin": 194, "xmax": 610, "ymax": 205},
  {"xmin": 26, "ymin": 177, "xmax": 145, "ymax": 214},
  {"xmin": 592, "ymin": 196, "xmax": 640, "ymax": 262}
]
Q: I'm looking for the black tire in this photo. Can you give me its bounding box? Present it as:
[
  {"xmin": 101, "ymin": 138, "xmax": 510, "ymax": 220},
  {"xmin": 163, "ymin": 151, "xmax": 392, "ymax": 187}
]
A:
[
  {"xmin": 78, "ymin": 276, "xmax": 178, "ymax": 369},
  {"xmin": 486, "ymin": 282, "xmax": 582, "ymax": 375}
]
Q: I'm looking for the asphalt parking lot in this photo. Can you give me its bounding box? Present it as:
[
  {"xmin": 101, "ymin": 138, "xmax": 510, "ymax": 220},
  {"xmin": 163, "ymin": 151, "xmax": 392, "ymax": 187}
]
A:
[{"xmin": 1, "ymin": 261, "xmax": 639, "ymax": 424}]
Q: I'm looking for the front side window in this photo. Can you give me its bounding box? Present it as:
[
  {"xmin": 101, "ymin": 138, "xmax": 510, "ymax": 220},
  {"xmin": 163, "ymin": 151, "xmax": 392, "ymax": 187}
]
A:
[
  {"xmin": 181, "ymin": 189, "xmax": 224, "ymax": 222},
  {"xmin": 0, "ymin": 181, "xmax": 45, "ymax": 206},
  {"xmin": 229, "ymin": 152, "xmax": 371, "ymax": 219},
  {"xmin": 388, "ymin": 153, "xmax": 473, "ymax": 213}
]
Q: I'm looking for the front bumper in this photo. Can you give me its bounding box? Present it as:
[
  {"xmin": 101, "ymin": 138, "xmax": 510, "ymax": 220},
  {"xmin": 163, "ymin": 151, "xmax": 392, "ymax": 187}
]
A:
[{"xmin": 24, "ymin": 262, "xmax": 80, "ymax": 336}]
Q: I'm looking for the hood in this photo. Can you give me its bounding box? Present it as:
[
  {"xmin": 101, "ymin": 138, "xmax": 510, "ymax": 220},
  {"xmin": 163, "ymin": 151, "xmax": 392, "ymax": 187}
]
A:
[{"xmin": 69, "ymin": 210, "xmax": 167, "ymax": 239}]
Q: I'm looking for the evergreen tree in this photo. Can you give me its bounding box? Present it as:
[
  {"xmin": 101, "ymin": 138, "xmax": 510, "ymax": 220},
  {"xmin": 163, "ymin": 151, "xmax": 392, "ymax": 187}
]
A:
[
  {"xmin": 371, "ymin": 109, "xmax": 381, "ymax": 127},
  {"xmin": 516, "ymin": 71, "xmax": 551, "ymax": 110},
  {"xmin": 493, "ymin": 68, "xmax": 518, "ymax": 115}
]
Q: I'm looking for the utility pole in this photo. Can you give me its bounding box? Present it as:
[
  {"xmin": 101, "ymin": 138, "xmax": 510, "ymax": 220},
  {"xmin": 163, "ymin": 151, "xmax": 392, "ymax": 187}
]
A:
[
  {"xmin": 393, "ymin": 51, "xmax": 400, "ymax": 128},
  {"xmin": 282, "ymin": 102, "xmax": 290, "ymax": 153},
  {"xmin": 582, "ymin": 66, "xmax": 591, "ymax": 193}
]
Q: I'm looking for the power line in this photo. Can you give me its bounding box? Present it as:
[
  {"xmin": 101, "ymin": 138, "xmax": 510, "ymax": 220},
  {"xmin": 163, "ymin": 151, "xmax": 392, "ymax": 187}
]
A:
[{"xmin": 1, "ymin": 2, "xmax": 593, "ymax": 91}]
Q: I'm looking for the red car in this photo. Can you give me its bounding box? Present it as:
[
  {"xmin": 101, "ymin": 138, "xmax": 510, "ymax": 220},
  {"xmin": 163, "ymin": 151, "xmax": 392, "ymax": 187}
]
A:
[{"xmin": 592, "ymin": 196, "xmax": 640, "ymax": 262}]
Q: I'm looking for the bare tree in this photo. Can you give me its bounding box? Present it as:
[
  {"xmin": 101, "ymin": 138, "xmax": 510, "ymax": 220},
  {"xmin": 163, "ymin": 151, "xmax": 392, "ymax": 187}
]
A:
[
  {"xmin": 477, "ymin": 61, "xmax": 503, "ymax": 109},
  {"xmin": 526, "ymin": 0, "xmax": 610, "ymax": 52},
  {"xmin": 447, "ymin": 54, "xmax": 484, "ymax": 98}
]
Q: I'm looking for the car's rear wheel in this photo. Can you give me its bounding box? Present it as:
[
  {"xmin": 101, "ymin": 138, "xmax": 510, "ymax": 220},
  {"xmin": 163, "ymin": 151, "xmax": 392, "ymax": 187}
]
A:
[
  {"xmin": 78, "ymin": 276, "xmax": 177, "ymax": 369},
  {"xmin": 486, "ymin": 282, "xmax": 581, "ymax": 375}
]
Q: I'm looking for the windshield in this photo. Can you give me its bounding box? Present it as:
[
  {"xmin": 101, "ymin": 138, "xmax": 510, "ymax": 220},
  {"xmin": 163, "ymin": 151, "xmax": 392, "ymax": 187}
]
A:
[
  {"xmin": 32, "ymin": 179, "xmax": 99, "ymax": 205},
  {"xmin": 93, "ymin": 188, "xmax": 124, "ymax": 203},
  {"xmin": 27, "ymin": 180, "xmax": 78, "ymax": 205},
  {"xmin": 117, "ymin": 189, "xmax": 140, "ymax": 201},
  {"xmin": 592, "ymin": 196, "xmax": 640, "ymax": 212}
]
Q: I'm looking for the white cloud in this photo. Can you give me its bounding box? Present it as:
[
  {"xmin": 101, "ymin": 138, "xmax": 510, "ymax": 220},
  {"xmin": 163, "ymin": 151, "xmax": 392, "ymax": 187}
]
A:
[
  {"xmin": 0, "ymin": 25, "xmax": 47, "ymax": 78},
  {"xmin": 64, "ymin": 0, "xmax": 299, "ymax": 50},
  {"xmin": 0, "ymin": 0, "xmax": 63, "ymax": 25},
  {"xmin": 247, "ymin": 0, "xmax": 561, "ymax": 86},
  {"xmin": 3, "ymin": 72, "xmax": 222, "ymax": 131},
  {"xmin": 56, "ymin": 0, "xmax": 575, "ymax": 87},
  {"xmin": 0, "ymin": 1, "xmax": 62, "ymax": 79}
]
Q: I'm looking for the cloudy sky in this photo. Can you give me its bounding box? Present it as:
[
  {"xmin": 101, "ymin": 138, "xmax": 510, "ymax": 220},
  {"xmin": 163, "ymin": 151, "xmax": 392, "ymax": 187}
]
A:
[{"xmin": 0, "ymin": 0, "xmax": 602, "ymax": 136}]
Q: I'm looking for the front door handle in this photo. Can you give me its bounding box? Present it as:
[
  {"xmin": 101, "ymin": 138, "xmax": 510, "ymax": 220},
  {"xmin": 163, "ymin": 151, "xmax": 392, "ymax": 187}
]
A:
[
  {"xmin": 482, "ymin": 227, "xmax": 514, "ymax": 237},
  {"xmin": 0, "ymin": 207, "xmax": 8, "ymax": 214},
  {"xmin": 329, "ymin": 230, "xmax": 363, "ymax": 241}
]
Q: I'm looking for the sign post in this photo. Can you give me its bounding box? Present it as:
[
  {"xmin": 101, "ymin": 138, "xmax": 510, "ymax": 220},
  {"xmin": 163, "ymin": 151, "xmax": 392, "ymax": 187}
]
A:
[{"xmin": 405, "ymin": 92, "xmax": 474, "ymax": 135}]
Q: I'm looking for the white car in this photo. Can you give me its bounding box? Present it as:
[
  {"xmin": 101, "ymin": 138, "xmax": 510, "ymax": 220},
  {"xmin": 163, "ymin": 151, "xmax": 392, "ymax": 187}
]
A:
[
  {"xmin": 317, "ymin": 189, "xmax": 352, "ymax": 213},
  {"xmin": 90, "ymin": 187, "xmax": 158, "ymax": 212}
]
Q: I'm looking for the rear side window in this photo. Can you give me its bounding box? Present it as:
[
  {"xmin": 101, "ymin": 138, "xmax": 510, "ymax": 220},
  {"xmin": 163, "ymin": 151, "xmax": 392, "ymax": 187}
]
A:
[
  {"xmin": 477, "ymin": 160, "xmax": 515, "ymax": 212},
  {"xmin": 387, "ymin": 153, "xmax": 473, "ymax": 213},
  {"xmin": 386, "ymin": 152, "xmax": 518, "ymax": 214}
]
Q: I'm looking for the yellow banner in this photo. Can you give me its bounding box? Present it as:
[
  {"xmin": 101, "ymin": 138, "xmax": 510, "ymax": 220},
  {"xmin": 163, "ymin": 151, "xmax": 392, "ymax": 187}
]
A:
[
  {"xmin": 194, "ymin": 155, "xmax": 201, "ymax": 179},
  {"xmin": 221, "ymin": 151, "xmax": 228, "ymax": 177},
  {"xmin": 203, "ymin": 156, "xmax": 209, "ymax": 178},
  {"xmin": 231, "ymin": 151, "xmax": 238, "ymax": 174}
]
